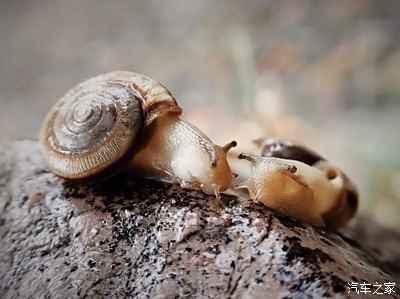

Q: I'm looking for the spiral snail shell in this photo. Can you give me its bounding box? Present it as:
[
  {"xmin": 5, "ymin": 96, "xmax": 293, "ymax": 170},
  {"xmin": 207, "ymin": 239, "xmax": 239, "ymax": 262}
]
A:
[
  {"xmin": 40, "ymin": 71, "xmax": 236, "ymax": 197},
  {"xmin": 40, "ymin": 71, "xmax": 181, "ymax": 181}
]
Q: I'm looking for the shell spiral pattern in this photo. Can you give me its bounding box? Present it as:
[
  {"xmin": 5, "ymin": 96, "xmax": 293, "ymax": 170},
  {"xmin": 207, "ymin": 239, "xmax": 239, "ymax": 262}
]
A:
[{"xmin": 40, "ymin": 73, "xmax": 144, "ymax": 180}]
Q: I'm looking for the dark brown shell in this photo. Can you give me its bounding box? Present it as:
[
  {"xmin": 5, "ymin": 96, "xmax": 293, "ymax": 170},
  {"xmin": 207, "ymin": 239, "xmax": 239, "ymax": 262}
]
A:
[
  {"xmin": 40, "ymin": 71, "xmax": 181, "ymax": 181},
  {"xmin": 256, "ymin": 138, "xmax": 325, "ymax": 166}
]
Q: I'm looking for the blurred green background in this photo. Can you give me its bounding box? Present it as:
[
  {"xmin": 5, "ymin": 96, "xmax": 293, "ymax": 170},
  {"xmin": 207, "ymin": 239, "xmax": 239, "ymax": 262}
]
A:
[{"xmin": 0, "ymin": 0, "xmax": 399, "ymax": 230}]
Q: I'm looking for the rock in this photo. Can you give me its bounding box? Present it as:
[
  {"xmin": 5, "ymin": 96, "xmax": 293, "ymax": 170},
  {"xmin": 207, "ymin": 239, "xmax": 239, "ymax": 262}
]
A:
[{"xmin": 0, "ymin": 140, "xmax": 399, "ymax": 299}]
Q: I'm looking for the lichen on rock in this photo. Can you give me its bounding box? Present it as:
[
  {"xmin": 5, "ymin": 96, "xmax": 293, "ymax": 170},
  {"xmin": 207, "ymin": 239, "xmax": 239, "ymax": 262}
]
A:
[{"xmin": 0, "ymin": 140, "xmax": 399, "ymax": 299}]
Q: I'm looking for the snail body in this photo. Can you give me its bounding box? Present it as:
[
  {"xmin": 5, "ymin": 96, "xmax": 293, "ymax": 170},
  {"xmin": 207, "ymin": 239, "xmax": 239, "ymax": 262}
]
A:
[
  {"xmin": 237, "ymin": 138, "xmax": 358, "ymax": 229},
  {"xmin": 40, "ymin": 71, "xmax": 236, "ymax": 196},
  {"xmin": 129, "ymin": 114, "xmax": 236, "ymax": 197},
  {"xmin": 40, "ymin": 71, "xmax": 357, "ymax": 227}
]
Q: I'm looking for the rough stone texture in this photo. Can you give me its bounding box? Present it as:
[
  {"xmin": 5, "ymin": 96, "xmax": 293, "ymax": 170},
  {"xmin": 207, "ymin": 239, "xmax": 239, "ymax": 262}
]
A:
[{"xmin": 0, "ymin": 140, "xmax": 399, "ymax": 299}]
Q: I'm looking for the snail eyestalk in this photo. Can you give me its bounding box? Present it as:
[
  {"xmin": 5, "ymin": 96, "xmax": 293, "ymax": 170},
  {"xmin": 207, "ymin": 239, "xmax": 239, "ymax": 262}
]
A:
[
  {"xmin": 238, "ymin": 153, "xmax": 258, "ymax": 164},
  {"xmin": 223, "ymin": 141, "xmax": 237, "ymax": 153}
]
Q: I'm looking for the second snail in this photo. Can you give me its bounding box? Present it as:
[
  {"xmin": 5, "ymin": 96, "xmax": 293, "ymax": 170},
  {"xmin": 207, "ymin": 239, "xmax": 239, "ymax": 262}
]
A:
[{"xmin": 40, "ymin": 71, "xmax": 358, "ymax": 230}]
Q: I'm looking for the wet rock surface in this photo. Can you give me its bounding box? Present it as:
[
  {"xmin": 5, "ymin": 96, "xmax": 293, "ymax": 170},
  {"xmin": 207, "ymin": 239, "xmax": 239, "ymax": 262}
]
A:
[{"xmin": 0, "ymin": 140, "xmax": 399, "ymax": 299}]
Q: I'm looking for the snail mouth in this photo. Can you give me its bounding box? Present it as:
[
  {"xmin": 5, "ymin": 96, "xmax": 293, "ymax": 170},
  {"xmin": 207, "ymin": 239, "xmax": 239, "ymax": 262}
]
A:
[{"xmin": 199, "ymin": 183, "xmax": 222, "ymax": 199}]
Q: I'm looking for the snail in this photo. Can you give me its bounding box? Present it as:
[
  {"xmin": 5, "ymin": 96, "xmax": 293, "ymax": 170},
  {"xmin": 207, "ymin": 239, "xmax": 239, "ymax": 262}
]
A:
[
  {"xmin": 40, "ymin": 71, "xmax": 236, "ymax": 197},
  {"xmin": 236, "ymin": 138, "xmax": 358, "ymax": 229}
]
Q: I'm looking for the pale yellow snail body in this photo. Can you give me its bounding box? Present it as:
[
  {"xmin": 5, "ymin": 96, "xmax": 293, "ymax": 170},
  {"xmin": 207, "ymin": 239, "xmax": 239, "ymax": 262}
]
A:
[
  {"xmin": 237, "ymin": 138, "xmax": 358, "ymax": 229},
  {"xmin": 40, "ymin": 71, "xmax": 236, "ymax": 196},
  {"xmin": 129, "ymin": 113, "xmax": 237, "ymax": 197}
]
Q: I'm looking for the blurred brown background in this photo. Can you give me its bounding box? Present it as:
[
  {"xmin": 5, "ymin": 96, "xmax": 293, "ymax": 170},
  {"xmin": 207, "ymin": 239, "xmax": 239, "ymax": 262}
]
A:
[{"xmin": 0, "ymin": 0, "xmax": 399, "ymax": 230}]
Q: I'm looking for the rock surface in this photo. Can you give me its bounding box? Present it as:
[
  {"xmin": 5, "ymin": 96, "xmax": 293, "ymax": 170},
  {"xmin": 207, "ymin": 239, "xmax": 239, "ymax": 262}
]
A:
[{"xmin": 0, "ymin": 140, "xmax": 399, "ymax": 299}]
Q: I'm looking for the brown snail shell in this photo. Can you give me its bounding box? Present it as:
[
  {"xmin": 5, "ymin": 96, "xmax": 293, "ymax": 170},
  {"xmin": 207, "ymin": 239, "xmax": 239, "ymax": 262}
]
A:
[
  {"xmin": 254, "ymin": 137, "xmax": 325, "ymax": 166},
  {"xmin": 40, "ymin": 71, "xmax": 182, "ymax": 181}
]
